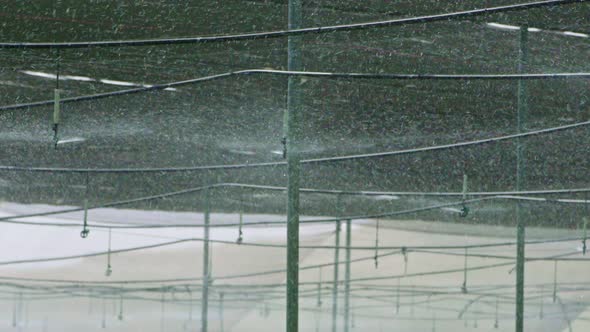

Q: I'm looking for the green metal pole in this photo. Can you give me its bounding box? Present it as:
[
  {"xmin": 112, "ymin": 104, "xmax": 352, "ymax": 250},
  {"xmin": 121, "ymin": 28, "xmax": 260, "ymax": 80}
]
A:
[
  {"xmin": 286, "ymin": 0, "xmax": 302, "ymax": 332},
  {"xmin": 331, "ymin": 220, "xmax": 341, "ymax": 332},
  {"xmin": 552, "ymin": 261, "xmax": 558, "ymax": 303},
  {"xmin": 515, "ymin": 25, "xmax": 529, "ymax": 332},
  {"xmin": 344, "ymin": 219, "xmax": 352, "ymax": 332},
  {"xmin": 461, "ymin": 248, "xmax": 468, "ymax": 294},
  {"xmin": 219, "ymin": 292, "xmax": 224, "ymax": 332},
  {"xmin": 202, "ymin": 188, "xmax": 211, "ymax": 332}
]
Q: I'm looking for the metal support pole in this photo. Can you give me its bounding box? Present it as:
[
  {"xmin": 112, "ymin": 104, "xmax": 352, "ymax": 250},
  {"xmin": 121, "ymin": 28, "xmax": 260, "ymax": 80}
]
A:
[
  {"xmin": 344, "ymin": 219, "xmax": 352, "ymax": 332},
  {"xmin": 515, "ymin": 25, "xmax": 529, "ymax": 332},
  {"xmin": 219, "ymin": 292, "xmax": 224, "ymax": 332},
  {"xmin": 552, "ymin": 261, "xmax": 558, "ymax": 303},
  {"xmin": 286, "ymin": 0, "xmax": 302, "ymax": 331},
  {"xmin": 202, "ymin": 188, "xmax": 211, "ymax": 332},
  {"xmin": 331, "ymin": 220, "xmax": 341, "ymax": 332},
  {"xmin": 461, "ymin": 248, "xmax": 468, "ymax": 294}
]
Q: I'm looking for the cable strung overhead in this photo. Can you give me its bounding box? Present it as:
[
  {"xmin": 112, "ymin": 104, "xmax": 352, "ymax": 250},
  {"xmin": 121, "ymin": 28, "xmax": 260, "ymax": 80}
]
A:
[
  {"xmin": 0, "ymin": 118, "xmax": 588, "ymax": 173},
  {"xmin": 1, "ymin": 182, "xmax": 588, "ymax": 224},
  {"xmin": 1, "ymin": 194, "xmax": 588, "ymax": 230},
  {"xmin": 0, "ymin": 237, "xmax": 581, "ymax": 276},
  {"xmin": 0, "ymin": 0, "xmax": 584, "ymax": 49},
  {"xmin": 2, "ymin": 70, "xmax": 590, "ymax": 112}
]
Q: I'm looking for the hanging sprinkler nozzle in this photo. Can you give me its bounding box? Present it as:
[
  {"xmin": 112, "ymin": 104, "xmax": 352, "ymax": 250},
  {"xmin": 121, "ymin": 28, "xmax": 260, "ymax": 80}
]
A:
[
  {"xmin": 52, "ymin": 89, "xmax": 61, "ymax": 149},
  {"xmin": 460, "ymin": 174, "xmax": 469, "ymax": 217}
]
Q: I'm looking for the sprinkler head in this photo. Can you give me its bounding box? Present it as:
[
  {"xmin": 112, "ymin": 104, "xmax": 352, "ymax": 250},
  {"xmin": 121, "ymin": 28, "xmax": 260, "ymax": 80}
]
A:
[
  {"xmin": 80, "ymin": 229, "xmax": 90, "ymax": 238},
  {"xmin": 459, "ymin": 206, "xmax": 469, "ymax": 218}
]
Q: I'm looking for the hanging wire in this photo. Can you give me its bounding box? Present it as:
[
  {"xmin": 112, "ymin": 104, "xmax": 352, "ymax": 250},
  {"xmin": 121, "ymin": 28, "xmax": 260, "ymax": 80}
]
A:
[
  {"xmin": 317, "ymin": 267, "xmax": 322, "ymax": 307},
  {"xmin": 374, "ymin": 219, "xmax": 380, "ymax": 268},
  {"xmin": 395, "ymin": 278, "xmax": 400, "ymax": 314},
  {"xmin": 410, "ymin": 285, "xmax": 415, "ymax": 317},
  {"xmin": 402, "ymin": 247, "xmax": 409, "ymax": 275},
  {"xmin": 539, "ymin": 285, "xmax": 544, "ymax": 319},
  {"xmin": 105, "ymin": 228, "xmax": 112, "ymax": 277},
  {"xmin": 460, "ymin": 174, "xmax": 469, "ymax": 217},
  {"xmin": 160, "ymin": 290, "xmax": 166, "ymax": 332},
  {"xmin": 583, "ymin": 217, "xmax": 588, "ymax": 255},
  {"xmin": 11, "ymin": 293, "xmax": 17, "ymax": 327},
  {"xmin": 219, "ymin": 292, "xmax": 225, "ymax": 332},
  {"xmin": 552, "ymin": 261, "xmax": 558, "ymax": 303},
  {"xmin": 494, "ymin": 296, "xmax": 499, "ymax": 328},
  {"xmin": 52, "ymin": 48, "xmax": 61, "ymax": 149},
  {"xmin": 88, "ymin": 296, "xmax": 93, "ymax": 315},
  {"xmin": 187, "ymin": 286, "xmax": 193, "ymax": 324},
  {"xmin": 117, "ymin": 294, "xmax": 123, "ymax": 321},
  {"xmin": 23, "ymin": 299, "xmax": 28, "ymax": 328},
  {"xmin": 432, "ymin": 313, "xmax": 437, "ymax": 332},
  {"xmin": 265, "ymin": 302, "xmax": 270, "ymax": 318},
  {"xmin": 101, "ymin": 298, "xmax": 106, "ymax": 328},
  {"xmin": 81, "ymin": 173, "xmax": 90, "ymax": 238},
  {"xmin": 461, "ymin": 248, "xmax": 468, "ymax": 293},
  {"xmin": 237, "ymin": 189, "xmax": 244, "ymax": 244},
  {"xmin": 18, "ymin": 292, "xmax": 23, "ymax": 327},
  {"xmin": 583, "ymin": 194, "xmax": 588, "ymax": 254}
]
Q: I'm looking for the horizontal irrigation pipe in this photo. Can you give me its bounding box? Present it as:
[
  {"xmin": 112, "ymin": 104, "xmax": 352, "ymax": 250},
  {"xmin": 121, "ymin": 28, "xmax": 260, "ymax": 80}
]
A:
[
  {"xmin": 1, "ymin": 118, "xmax": 589, "ymax": 173},
  {"xmin": 497, "ymin": 195, "xmax": 590, "ymax": 204},
  {"xmin": 2, "ymin": 69, "xmax": 590, "ymax": 112},
  {"xmin": 218, "ymin": 183, "xmax": 590, "ymax": 197},
  {"xmin": 339, "ymin": 249, "xmax": 583, "ymax": 285},
  {"xmin": 0, "ymin": 0, "xmax": 583, "ymax": 49},
  {"xmin": 0, "ymin": 195, "xmax": 492, "ymax": 228},
  {"xmin": 413, "ymin": 249, "xmax": 587, "ymax": 262},
  {"xmin": 0, "ymin": 286, "xmax": 535, "ymax": 323},
  {"xmin": 1, "ymin": 182, "xmax": 588, "ymax": 224},
  {"xmin": 0, "ymin": 262, "xmax": 576, "ymax": 297},
  {"xmin": 1, "ymin": 281, "xmax": 577, "ymax": 300},
  {"xmin": 108, "ymin": 252, "xmax": 575, "ymax": 289},
  {"xmin": 34, "ymin": 281, "xmax": 566, "ymax": 297},
  {"xmin": 4, "ymin": 284, "xmax": 586, "ymax": 307},
  {"xmin": 1, "ymin": 195, "xmax": 589, "ymax": 229},
  {"xmin": 0, "ymin": 235, "xmax": 581, "ymax": 268}
]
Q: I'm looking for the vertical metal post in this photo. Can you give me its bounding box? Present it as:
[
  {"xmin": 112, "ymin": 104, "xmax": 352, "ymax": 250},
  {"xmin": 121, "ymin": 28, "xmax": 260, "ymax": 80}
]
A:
[
  {"xmin": 515, "ymin": 25, "xmax": 529, "ymax": 332},
  {"xmin": 396, "ymin": 279, "xmax": 400, "ymax": 314},
  {"xmin": 344, "ymin": 219, "xmax": 352, "ymax": 332},
  {"xmin": 53, "ymin": 49, "xmax": 61, "ymax": 149},
  {"xmin": 202, "ymin": 188, "xmax": 211, "ymax": 332},
  {"xmin": 552, "ymin": 261, "xmax": 558, "ymax": 303},
  {"xmin": 12, "ymin": 294, "xmax": 16, "ymax": 327},
  {"xmin": 286, "ymin": 0, "xmax": 302, "ymax": 331},
  {"xmin": 331, "ymin": 220, "xmax": 341, "ymax": 332},
  {"xmin": 461, "ymin": 248, "xmax": 468, "ymax": 293},
  {"xmin": 102, "ymin": 298, "xmax": 106, "ymax": 328},
  {"xmin": 219, "ymin": 292, "xmax": 224, "ymax": 332},
  {"xmin": 161, "ymin": 291, "xmax": 166, "ymax": 332}
]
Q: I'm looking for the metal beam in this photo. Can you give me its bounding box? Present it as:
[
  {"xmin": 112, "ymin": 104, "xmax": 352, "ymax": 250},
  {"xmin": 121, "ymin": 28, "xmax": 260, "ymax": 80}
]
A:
[
  {"xmin": 202, "ymin": 188, "xmax": 211, "ymax": 332},
  {"xmin": 286, "ymin": 0, "xmax": 302, "ymax": 331},
  {"xmin": 344, "ymin": 219, "xmax": 352, "ymax": 332},
  {"xmin": 331, "ymin": 219, "xmax": 341, "ymax": 332},
  {"xmin": 515, "ymin": 25, "xmax": 529, "ymax": 332}
]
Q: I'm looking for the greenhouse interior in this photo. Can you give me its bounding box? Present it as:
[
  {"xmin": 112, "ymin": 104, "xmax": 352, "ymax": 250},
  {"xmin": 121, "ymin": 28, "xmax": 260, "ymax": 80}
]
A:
[{"xmin": 0, "ymin": 0, "xmax": 589, "ymax": 331}]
